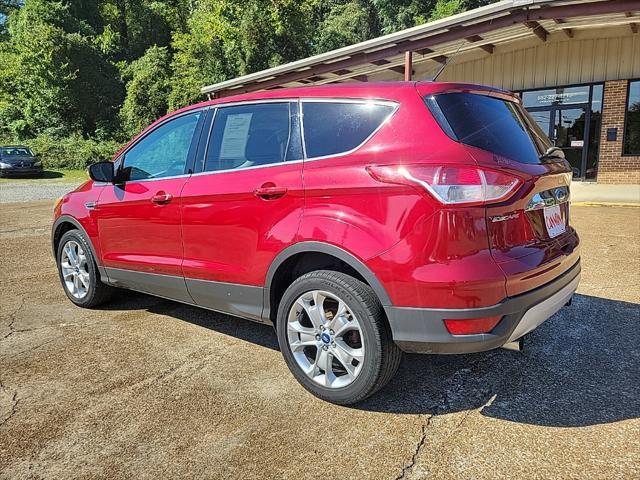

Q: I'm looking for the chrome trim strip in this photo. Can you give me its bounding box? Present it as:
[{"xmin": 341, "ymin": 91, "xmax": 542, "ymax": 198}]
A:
[
  {"xmin": 109, "ymin": 173, "xmax": 193, "ymax": 184},
  {"xmin": 525, "ymin": 186, "xmax": 571, "ymax": 211},
  {"xmin": 189, "ymin": 158, "xmax": 304, "ymax": 178}
]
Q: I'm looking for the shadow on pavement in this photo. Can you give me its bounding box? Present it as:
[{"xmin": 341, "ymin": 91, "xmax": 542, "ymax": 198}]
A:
[
  {"xmin": 360, "ymin": 294, "xmax": 640, "ymax": 427},
  {"xmin": 1, "ymin": 170, "xmax": 64, "ymax": 180},
  {"xmin": 102, "ymin": 292, "xmax": 639, "ymax": 428},
  {"xmin": 40, "ymin": 170, "xmax": 65, "ymax": 179}
]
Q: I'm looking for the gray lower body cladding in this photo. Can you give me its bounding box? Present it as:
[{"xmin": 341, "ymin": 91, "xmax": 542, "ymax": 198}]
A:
[
  {"xmin": 103, "ymin": 267, "xmax": 265, "ymax": 322},
  {"xmin": 384, "ymin": 259, "xmax": 581, "ymax": 354}
]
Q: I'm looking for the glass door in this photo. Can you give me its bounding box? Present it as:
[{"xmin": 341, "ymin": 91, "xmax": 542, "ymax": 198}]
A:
[
  {"xmin": 526, "ymin": 106, "xmax": 589, "ymax": 179},
  {"xmin": 520, "ymin": 83, "xmax": 603, "ymax": 181},
  {"xmin": 553, "ymin": 107, "xmax": 587, "ymax": 179}
]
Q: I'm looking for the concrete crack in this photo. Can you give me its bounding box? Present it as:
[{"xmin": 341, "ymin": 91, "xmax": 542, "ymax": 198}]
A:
[
  {"xmin": 393, "ymin": 351, "xmax": 502, "ymax": 480},
  {"xmin": 394, "ymin": 414, "xmax": 432, "ymax": 480},
  {"xmin": 2, "ymin": 297, "xmax": 25, "ymax": 340},
  {"xmin": 0, "ymin": 379, "xmax": 19, "ymax": 427},
  {"xmin": 448, "ymin": 392, "xmax": 497, "ymax": 440},
  {"xmin": 14, "ymin": 339, "xmax": 55, "ymax": 356}
]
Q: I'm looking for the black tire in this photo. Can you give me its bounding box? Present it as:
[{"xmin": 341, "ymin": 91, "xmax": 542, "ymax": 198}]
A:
[
  {"xmin": 276, "ymin": 270, "xmax": 402, "ymax": 405},
  {"xmin": 56, "ymin": 229, "xmax": 114, "ymax": 308}
]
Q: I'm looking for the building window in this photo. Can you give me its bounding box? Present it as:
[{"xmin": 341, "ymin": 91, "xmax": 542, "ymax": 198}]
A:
[
  {"xmin": 519, "ymin": 83, "xmax": 603, "ymax": 180},
  {"xmin": 624, "ymin": 80, "xmax": 640, "ymax": 156}
]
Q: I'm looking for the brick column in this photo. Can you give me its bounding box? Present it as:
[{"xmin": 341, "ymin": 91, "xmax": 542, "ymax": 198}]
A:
[{"xmin": 597, "ymin": 80, "xmax": 640, "ymax": 184}]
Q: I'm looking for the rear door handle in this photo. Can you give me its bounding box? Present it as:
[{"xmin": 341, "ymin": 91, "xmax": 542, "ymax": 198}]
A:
[
  {"xmin": 254, "ymin": 184, "xmax": 288, "ymax": 200},
  {"xmin": 151, "ymin": 191, "xmax": 173, "ymax": 205}
]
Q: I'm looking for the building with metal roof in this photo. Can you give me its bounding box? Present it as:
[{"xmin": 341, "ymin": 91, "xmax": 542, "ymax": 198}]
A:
[{"xmin": 201, "ymin": 0, "xmax": 640, "ymax": 184}]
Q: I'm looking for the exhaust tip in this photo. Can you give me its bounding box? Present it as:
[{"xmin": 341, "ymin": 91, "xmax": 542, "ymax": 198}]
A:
[{"xmin": 502, "ymin": 337, "xmax": 524, "ymax": 352}]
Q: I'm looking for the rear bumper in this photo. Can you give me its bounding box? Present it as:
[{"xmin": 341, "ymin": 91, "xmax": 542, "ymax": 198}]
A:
[{"xmin": 385, "ymin": 259, "xmax": 580, "ymax": 354}]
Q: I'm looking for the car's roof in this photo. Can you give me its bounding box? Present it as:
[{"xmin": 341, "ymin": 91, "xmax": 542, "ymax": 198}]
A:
[{"xmin": 1, "ymin": 145, "xmax": 31, "ymax": 148}]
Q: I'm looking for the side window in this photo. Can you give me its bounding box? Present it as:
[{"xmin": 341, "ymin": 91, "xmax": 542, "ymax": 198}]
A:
[
  {"xmin": 204, "ymin": 102, "xmax": 298, "ymax": 172},
  {"xmin": 302, "ymin": 101, "xmax": 395, "ymax": 158},
  {"xmin": 122, "ymin": 111, "xmax": 201, "ymax": 181}
]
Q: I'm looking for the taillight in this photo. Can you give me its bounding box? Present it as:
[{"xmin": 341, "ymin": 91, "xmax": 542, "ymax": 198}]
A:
[
  {"xmin": 443, "ymin": 316, "xmax": 502, "ymax": 335},
  {"xmin": 366, "ymin": 164, "xmax": 522, "ymax": 205}
]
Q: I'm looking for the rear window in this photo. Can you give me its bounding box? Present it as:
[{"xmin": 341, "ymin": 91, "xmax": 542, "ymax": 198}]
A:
[
  {"xmin": 302, "ymin": 101, "xmax": 395, "ymax": 158},
  {"xmin": 426, "ymin": 93, "xmax": 552, "ymax": 164}
]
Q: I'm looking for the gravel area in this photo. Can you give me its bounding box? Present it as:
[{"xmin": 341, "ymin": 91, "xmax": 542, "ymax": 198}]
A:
[
  {"xmin": 0, "ymin": 202, "xmax": 639, "ymax": 479},
  {"xmin": 0, "ymin": 181, "xmax": 82, "ymax": 204}
]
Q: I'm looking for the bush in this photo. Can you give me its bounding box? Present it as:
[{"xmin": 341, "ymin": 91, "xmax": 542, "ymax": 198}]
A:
[{"xmin": 19, "ymin": 135, "xmax": 122, "ymax": 170}]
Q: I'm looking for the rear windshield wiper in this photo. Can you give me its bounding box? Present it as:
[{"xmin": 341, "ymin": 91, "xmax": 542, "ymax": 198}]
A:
[{"xmin": 539, "ymin": 147, "xmax": 565, "ymax": 163}]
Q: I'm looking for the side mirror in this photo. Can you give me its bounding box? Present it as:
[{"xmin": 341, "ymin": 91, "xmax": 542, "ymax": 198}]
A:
[{"xmin": 88, "ymin": 161, "xmax": 115, "ymax": 183}]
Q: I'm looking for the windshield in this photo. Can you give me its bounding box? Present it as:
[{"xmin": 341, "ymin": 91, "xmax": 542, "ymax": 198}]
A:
[
  {"xmin": 426, "ymin": 92, "xmax": 555, "ymax": 164},
  {"xmin": 1, "ymin": 147, "xmax": 33, "ymax": 156}
]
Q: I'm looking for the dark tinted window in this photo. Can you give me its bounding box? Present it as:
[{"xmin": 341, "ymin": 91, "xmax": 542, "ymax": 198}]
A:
[
  {"xmin": 624, "ymin": 80, "xmax": 640, "ymax": 156},
  {"xmin": 429, "ymin": 93, "xmax": 552, "ymax": 164},
  {"xmin": 205, "ymin": 102, "xmax": 298, "ymax": 172},
  {"xmin": 302, "ymin": 102, "xmax": 395, "ymax": 158},
  {"xmin": 123, "ymin": 111, "xmax": 201, "ymax": 181}
]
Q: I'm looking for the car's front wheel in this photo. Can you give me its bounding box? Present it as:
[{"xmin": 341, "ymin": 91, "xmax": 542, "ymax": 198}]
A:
[
  {"xmin": 276, "ymin": 270, "xmax": 402, "ymax": 405},
  {"xmin": 56, "ymin": 229, "xmax": 113, "ymax": 308}
]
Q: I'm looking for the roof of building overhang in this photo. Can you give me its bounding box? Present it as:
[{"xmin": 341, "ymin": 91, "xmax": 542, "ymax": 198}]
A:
[{"xmin": 201, "ymin": 0, "xmax": 640, "ymax": 98}]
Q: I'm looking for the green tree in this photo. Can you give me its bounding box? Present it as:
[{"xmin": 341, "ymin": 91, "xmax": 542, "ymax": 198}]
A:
[
  {"xmin": 99, "ymin": 0, "xmax": 187, "ymax": 62},
  {"xmin": 120, "ymin": 45, "xmax": 171, "ymax": 136},
  {"xmin": 168, "ymin": 0, "xmax": 313, "ymax": 109},
  {"xmin": 0, "ymin": 0, "xmax": 502, "ymax": 147},
  {"xmin": 0, "ymin": 1, "xmax": 22, "ymax": 38},
  {"xmin": 0, "ymin": 0, "xmax": 122, "ymax": 138},
  {"xmin": 429, "ymin": 0, "xmax": 465, "ymax": 21},
  {"xmin": 313, "ymin": 1, "xmax": 380, "ymax": 54},
  {"xmin": 168, "ymin": 1, "xmax": 236, "ymax": 109}
]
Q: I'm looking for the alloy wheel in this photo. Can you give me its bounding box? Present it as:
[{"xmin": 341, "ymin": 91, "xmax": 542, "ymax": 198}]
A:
[
  {"xmin": 287, "ymin": 290, "xmax": 365, "ymax": 389},
  {"xmin": 60, "ymin": 240, "xmax": 90, "ymax": 299}
]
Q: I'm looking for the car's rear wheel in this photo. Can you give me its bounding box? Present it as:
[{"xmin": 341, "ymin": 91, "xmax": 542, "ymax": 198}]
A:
[
  {"xmin": 56, "ymin": 229, "xmax": 113, "ymax": 308},
  {"xmin": 276, "ymin": 270, "xmax": 402, "ymax": 405}
]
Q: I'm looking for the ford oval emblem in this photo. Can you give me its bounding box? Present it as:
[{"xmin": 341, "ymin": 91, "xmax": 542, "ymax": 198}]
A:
[{"xmin": 555, "ymin": 188, "xmax": 567, "ymax": 202}]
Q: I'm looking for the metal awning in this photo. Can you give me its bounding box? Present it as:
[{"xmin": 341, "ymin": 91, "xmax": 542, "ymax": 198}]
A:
[{"xmin": 201, "ymin": 0, "xmax": 639, "ymax": 98}]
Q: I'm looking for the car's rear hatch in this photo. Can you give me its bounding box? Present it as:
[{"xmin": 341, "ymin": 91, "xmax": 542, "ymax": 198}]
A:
[{"xmin": 421, "ymin": 84, "xmax": 579, "ymax": 296}]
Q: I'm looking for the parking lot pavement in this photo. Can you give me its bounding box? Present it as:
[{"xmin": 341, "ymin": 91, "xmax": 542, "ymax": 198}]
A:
[
  {"xmin": 0, "ymin": 201, "xmax": 639, "ymax": 479},
  {"xmin": 0, "ymin": 181, "xmax": 83, "ymax": 204}
]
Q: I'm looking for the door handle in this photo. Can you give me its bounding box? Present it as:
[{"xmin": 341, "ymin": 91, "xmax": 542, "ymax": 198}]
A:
[
  {"xmin": 254, "ymin": 184, "xmax": 288, "ymax": 200},
  {"xmin": 151, "ymin": 191, "xmax": 173, "ymax": 205}
]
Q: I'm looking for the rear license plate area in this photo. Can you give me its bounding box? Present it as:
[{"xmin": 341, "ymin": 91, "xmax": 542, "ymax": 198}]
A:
[{"xmin": 543, "ymin": 205, "xmax": 566, "ymax": 238}]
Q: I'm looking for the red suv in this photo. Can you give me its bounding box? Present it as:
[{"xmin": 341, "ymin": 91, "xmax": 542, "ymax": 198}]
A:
[{"xmin": 53, "ymin": 82, "xmax": 580, "ymax": 404}]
